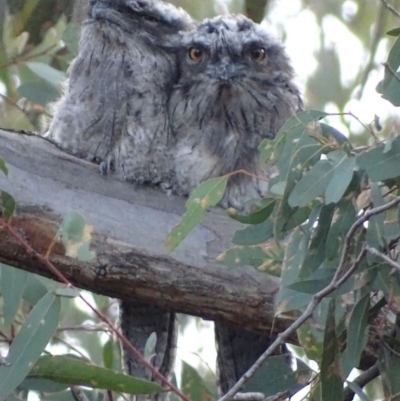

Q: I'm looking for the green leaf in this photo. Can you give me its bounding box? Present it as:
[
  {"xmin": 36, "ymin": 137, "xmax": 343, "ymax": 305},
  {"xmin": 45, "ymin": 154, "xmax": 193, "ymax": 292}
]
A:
[
  {"xmin": 181, "ymin": 361, "xmax": 214, "ymax": 401},
  {"xmin": 20, "ymin": 378, "xmax": 69, "ymax": 393},
  {"xmin": 1, "ymin": 264, "xmax": 28, "ymax": 326},
  {"xmin": 325, "ymin": 152, "xmax": 356, "ymax": 204},
  {"xmin": 28, "ymin": 355, "xmax": 163, "ymax": 395},
  {"xmin": 299, "ymin": 204, "xmax": 335, "ymax": 279},
  {"xmin": 0, "ymin": 292, "xmax": 61, "ymax": 400},
  {"xmin": 1, "ymin": 191, "xmax": 16, "ymax": 218},
  {"xmin": 320, "ymin": 300, "xmax": 344, "ymax": 401},
  {"xmin": 356, "ymin": 135, "xmax": 400, "ymax": 181},
  {"xmin": 273, "ymin": 113, "xmax": 324, "ymax": 233},
  {"xmin": 325, "ymin": 200, "xmax": 356, "ymax": 261},
  {"xmin": 232, "ymin": 218, "xmax": 274, "ymax": 245},
  {"xmin": 103, "ymin": 339, "xmax": 114, "ymax": 370},
  {"xmin": 166, "ymin": 176, "xmax": 228, "ymax": 251},
  {"xmin": 244, "ymin": 355, "xmax": 311, "ymax": 396},
  {"xmin": 288, "ymin": 266, "xmax": 354, "ymax": 296},
  {"xmin": 342, "ymin": 294, "xmax": 370, "ymax": 377},
  {"xmin": 226, "ymin": 198, "xmax": 276, "ymax": 224},
  {"xmin": 366, "ymin": 184, "xmax": 386, "ymax": 256},
  {"xmin": 297, "ymin": 323, "xmax": 323, "ymax": 364},
  {"xmin": 288, "ymin": 160, "xmax": 334, "ymax": 207},
  {"xmin": 56, "ymin": 211, "xmax": 95, "ymax": 261},
  {"xmin": 17, "ymin": 80, "xmax": 61, "ymax": 106},
  {"xmin": 25, "ymin": 61, "xmax": 66, "ymax": 88},
  {"xmin": 377, "ymin": 34, "xmax": 400, "ymax": 106},
  {"xmin": 217, "ymin": 242, "xmax": 284, "ymax": 276},
  {"xmin": 378, "ymin": 343, "xmax": 400, "ymax": 398},
  {"xmin": 0, "ymin": 157, "xmax": 8, "ymax": 175},
  {"xmin": 276, "ymin": 227, "xmax": 314, "ymax": 314},
  {"xmin": 22, "ymin": 275, "xmax": 49, "ymax": 305},
  {"xmin": 387, "ymin": 27, "xmax": 400, "ymax": 37},
  {"xmin": 319, "ymin": 123, "xmax": 353, "ymax": 152}
]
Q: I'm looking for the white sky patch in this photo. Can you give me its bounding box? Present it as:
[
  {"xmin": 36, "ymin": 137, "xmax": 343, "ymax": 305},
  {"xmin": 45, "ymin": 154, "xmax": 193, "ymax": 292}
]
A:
[
  {"xmin": 264, "ymin": 6, "xmax": 319, "ymax": 92},
  {"xmin": 322, "ymin": 15, "xmax": 365, "ymax": 87},
  {"xmin": 341, "ymin": 0, "xmax": 359, "ymax": 22},
  {"xmin": 177, "ymin": 318, "xmax": 217, "ymax": 377}
]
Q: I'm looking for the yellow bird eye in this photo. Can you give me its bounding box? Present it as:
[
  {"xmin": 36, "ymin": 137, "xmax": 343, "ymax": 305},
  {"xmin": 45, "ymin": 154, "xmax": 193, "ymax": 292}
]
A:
[
  {"xmin": 188, "ymin": 47, "xmax": 206, "ymax": 62},
  {"xmin": 250, "ymin": 47, "xmax": 266, "ymax": 62}
]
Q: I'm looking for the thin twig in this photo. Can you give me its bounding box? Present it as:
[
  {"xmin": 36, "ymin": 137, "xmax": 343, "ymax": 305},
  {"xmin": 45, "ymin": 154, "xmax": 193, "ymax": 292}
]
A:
[
  {"xmin": 383, "ymin": 62, "xmax": 400, "ymax": 85},
  {"xmin": 380, "ymin": 0, "xmax": 400, "ymax": 19},
  {"xmin": 0, "ymin": 218, "xmax": 190, "ymax": 401},
  {"xmin": 0, "ymin": 44, "xmax": 58, "ymax": 70},
  {"xmin": 220, "ymin": 195, "xmax": 400, "ymax": 401},
  {"xmin": 365, "ymin": 245, "xmax": 400, "ymax": 272}
]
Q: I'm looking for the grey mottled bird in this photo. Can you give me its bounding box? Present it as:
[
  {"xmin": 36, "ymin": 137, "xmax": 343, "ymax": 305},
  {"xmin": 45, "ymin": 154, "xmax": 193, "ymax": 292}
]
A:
[
  {"xmin": 48, "ymin": 0, "xmax": 193, "ymax": 186},
  {"xmin": 169, "ymin": 15, "xmax": 302, "ymax": 394},
  {"xmin": 47, "ymin": 1, "xmax": 193, "ymax": 399}
]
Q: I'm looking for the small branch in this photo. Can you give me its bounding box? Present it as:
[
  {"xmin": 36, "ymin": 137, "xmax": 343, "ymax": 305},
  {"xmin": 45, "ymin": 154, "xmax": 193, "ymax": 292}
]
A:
[
  {"xmin": 380, "ymin": 0, "xmax": 400, "ymax": 19},
  {"xmin": 383, "ymin": 62, "xmax": 400, "ymax": 85},
  {"xmin": 233, "ymin": 391, "xmax": 289, "ymax": 401},
  {"xmin": 365, "ymin": 245, "xmax": 400, "ymax": 272},
  {"xmin": 0, "ymin": 44, "xmax": 58, "ymax": 70}
]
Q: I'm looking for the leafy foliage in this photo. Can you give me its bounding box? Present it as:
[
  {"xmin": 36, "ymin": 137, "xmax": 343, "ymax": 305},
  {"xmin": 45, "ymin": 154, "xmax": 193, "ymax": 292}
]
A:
[{"xmin": 2, "ymin": 1, "xmax": 400, "ymax": 401}]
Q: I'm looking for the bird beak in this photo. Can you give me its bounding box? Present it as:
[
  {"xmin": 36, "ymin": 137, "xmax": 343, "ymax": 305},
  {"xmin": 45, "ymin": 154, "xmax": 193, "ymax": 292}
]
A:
[{"xmin": 216, "ymin": 63, "xmax": 236, "ymax": 84}]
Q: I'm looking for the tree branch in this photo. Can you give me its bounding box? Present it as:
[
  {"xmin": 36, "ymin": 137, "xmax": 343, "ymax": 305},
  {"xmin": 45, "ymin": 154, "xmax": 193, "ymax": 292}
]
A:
[{"xmin": 0, "ymin": 128, "xmax": 287, "ymax": 336}]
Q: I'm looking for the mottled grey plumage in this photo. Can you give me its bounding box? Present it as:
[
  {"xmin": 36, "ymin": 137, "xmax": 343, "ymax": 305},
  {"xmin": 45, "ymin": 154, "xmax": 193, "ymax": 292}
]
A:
[
  {"xmin": 47, "ymin": 1, "xmax": 193, "ymax": 399},
  {"xmin": 48, "ymin": 0, "xmax": 193, "ymax": 186},
  {"xmin": 169, "ymin": 15, "xmax": 302, "ymax": 210},
  {"xmin": 169, "ymin": 15, "xmax": 302, "ymax": 394}
]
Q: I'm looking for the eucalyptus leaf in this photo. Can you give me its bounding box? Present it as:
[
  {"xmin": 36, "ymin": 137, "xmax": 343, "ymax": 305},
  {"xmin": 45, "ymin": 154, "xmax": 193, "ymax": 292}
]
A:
[{"xmin": 0, "ymin": 293, "xmax": 61, "ymax": 400}]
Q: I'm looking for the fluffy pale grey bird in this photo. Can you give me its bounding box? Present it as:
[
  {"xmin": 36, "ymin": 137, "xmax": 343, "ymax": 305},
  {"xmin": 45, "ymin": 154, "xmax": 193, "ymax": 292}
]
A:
[
  {"xmin": 47, "ymin": 1, "xmax": 193, "ymax": 399},
  {"xmin": 48, "ymin": 0, "xmax": 193, "ymax": 186},
  {"xmin": 169, "ymin": 15, "xmax": 302, "ymax": 394}
]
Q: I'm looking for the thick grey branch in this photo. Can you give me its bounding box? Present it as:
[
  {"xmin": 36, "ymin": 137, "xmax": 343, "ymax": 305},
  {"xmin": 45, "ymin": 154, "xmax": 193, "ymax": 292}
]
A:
[{"xmin": 0, "ymin": 129, "xmax": 285, "ymax": 335}]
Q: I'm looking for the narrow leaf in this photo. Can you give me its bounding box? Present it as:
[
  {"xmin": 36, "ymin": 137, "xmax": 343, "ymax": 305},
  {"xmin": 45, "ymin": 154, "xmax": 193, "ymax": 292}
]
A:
[
  {"xmin": 342, "ymin": 294, "xmax": 370, "ymax": 377},
  {"xmin": 325, "ymin": 153, "xmax": 355, "ymax": 204},
  {"xmin": 356, "ymin": 136, "xmax": 400, "ymax": 181},
  {"xmin": 1, "ymin": 264, "xmax": 28, "ymax": 326},
  {"xmin": 1, "ymin": 191, "xmax": 16, "ymax": 218},
  {"xmin": 0, "ymin": 292, "xmax": 61, "ymax": 400},
  {"xmin": 166, "ymin": 176, "xmax": 228, "ymax": 251},
  {"xmin": 25, "ymin": 61, "xmax": 66, "ymax": 88},
  {"xmin": 232, "ymin": 218, "xmax": 274, "ymax": 245},
  {"xmin": 320, "ymin": 300, "xmax": 344, "ymax": 401},
  {"xmin": 217, "ymin": 242, "xmax": 284, "ymax": 276},
  {"xmin": 181, "ymin": 361, "xmax": 214, "ymax": 401},
  {"xmin": 244, "ymin": 355, "xmax": 311, "ymax": 396},
  {"xmin": 297, "ymin": 323, "xmax": 323, "ymax": 364},
  {"xmin": 56, "ymin": 211, "xmax": 95, "ymax": 261},
  {"xmin": 288, "ymin": 160, "xmax": 334, "ymax": 207},
  {"xmin": 29, "ymin": 355, "xmax": 163, "ymax": 394},
  {"xmin": 226, "ymin": 198, "xmax": 276, "ymax": 224}
]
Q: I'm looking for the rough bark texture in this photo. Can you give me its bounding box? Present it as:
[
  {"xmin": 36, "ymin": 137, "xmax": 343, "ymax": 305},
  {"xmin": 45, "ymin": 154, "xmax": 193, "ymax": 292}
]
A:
[{"xmin": 0, "ymin": 129, "xmax": 291, "ymax": 337}]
